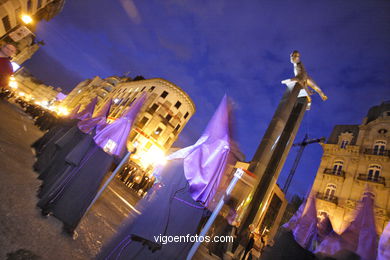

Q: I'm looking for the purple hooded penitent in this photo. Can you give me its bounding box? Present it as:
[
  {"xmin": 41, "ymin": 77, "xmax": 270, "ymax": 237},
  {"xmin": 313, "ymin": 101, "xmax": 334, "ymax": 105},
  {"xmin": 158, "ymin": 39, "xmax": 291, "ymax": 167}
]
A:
[
  {"xmin": 342, "ymin": 192, "xmax": 377, "ymax": 260},
  {"xmin": 75, "ymin": 97, "xmax": 97, "ymax": 121},
  {"xmin": 378, "ymin": 221, "xmax": 390, "ymax": 260},
  {"xmin": 316, "ymin": 191, "xmax": 378, "ymax": 259},
  {"xmin": 77, "ymin": 99, "xmax": 112, "ymax": 134},
  {"xmin": 167, "ymin": 95, "xmax": 230, "ymax": 207},
  {"xmin": 93, "ymin": 94, "xmax": 146, "ymax": 157},
  {"xmin": 292, "ymin": 194, "xmax": 318, "ymax": 250},
  {"xmin": 68, "ymin": 104, "xmax": 81, "ymax": 119}
]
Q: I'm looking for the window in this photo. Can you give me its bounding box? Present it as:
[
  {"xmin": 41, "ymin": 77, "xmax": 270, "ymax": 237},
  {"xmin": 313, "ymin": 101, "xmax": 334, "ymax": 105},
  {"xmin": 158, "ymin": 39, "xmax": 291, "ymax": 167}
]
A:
[
  {"xmin": 160, "ymin": 91, "xmax": 168, "ymax": 98},
  {"xmin": 324, "ymin": 184, "xmax": 336, "ymax": 200},
  {"xmin": 2, "ymin": 16, "xmax": 11, "ymax": 32},
  {"xmin": 154, "ymin": 127, "xmax": 162, "ymax": 135},
  {"xmin": 173, "ymin": 124, "xmax": 181, "ymax": 134},
  {"xmin": 378, "ymin": 129, "xmax": 388, "ymax": 134},
  {"xmin": 27, "ymin": 0, "xmax": 33, "ymax": 12},
  {"xmin": 141, "ymin": 86, "xmax": 146, "ymax": 91},
  {"xmin": 149, "ymin": 86, "xmax": 155, "ymax": 92},
  {"xmin": 332, "ymin": 160, "xmax": 343, "ymax": 175},
  {"xmin": 149, "ymin": 103, "xmax": 159, "ymax": 114},
  {"xmin": 165, "ymin": 114, "xmax": 172, "ymax": 121},
  {"xmin": 367, "ymin": 165, "xmax": 381, "ymax": 182},
  {"xmin": 373, "ymin": 140, "xmax": 386, "ymax": 155},
  {"xmin": 138, "ymin": 116, "xmax": 149, "ymax": 128},
  {"xmin": 152, "ymin": 127, "xmax": 163, "ymax": 139},
  {"xmin": 37, "ymin": 0, "xmax": 42, "ymax": 8},
  {"xmin": 174, "ymin": 101, "xmax": 182, "ymax": 109},
  {"xmin": 184, "ymin": 112, "xmax": 189, "ymax": 119},
  {"xmin": 129, "ymin": 131, "xmax": 137, "ymax": 142},
  {"xmin": 340, "ymin": 140, "xmax": 349, "ymax": 149}
]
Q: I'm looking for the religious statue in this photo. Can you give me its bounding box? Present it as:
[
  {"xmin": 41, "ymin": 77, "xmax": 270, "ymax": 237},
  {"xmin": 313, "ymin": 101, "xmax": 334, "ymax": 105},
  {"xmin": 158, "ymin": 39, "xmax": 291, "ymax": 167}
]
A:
[{"xmin": 282, "ymin": 51, "xmax": 328, "ymax": 107}]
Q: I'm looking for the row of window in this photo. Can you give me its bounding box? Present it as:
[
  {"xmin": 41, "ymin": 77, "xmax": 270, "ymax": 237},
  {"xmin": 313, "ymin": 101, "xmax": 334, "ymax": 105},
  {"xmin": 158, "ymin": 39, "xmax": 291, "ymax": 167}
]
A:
[
  {"xmin": 330, "ymin": 160, "xmax": 383, "ymax": 177},
  {"xmin": 339, "ymin": 139, "xmax": 387, "ymax": 155}
]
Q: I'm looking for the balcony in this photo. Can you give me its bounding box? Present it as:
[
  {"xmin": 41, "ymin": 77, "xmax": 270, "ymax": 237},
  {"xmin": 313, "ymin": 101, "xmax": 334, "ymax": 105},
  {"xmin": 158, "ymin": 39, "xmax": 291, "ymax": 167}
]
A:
[
  {"xmin": 316, "ymin": 192, "xmax": 338, "ymax": 205},
  {"xmin": 363, "ymin": 149, "xmax": 390, "ymax": 157},
  {"xmin": 357, "ymin": 174, "xmax": 385, "ymax": 185},
  {"xmin": 323, "ymin": 168, "xmax": 345, "ymax": 178}
]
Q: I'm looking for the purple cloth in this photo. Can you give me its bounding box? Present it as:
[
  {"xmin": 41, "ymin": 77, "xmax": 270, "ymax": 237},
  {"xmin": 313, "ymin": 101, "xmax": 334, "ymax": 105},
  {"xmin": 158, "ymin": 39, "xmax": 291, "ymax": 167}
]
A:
[
  {"xmin": 77, "ymin": 99, "xmax": 112, "ymax": 134},
  {"xmin": 68, "ymin": 104, "xmax": 81, "ymax": 119},
  {"xmin": 93, "ymin": 94, "xmax": 146, "ymax": 157},
  {"xmin": 292, "ymin": 195, "xmax": 318, "ymax": 250},
  {"xmin": 316, "ymin": 192, "xmax": 378, "ymax": 260},
  {"xmin": 75, "ymin": 97, "xmax": 97, "ymax": 121},
  {"xmin": 378, "ymin": 221, "xmax": 390, "ymax": 260},
  {"xmin": 167, "ymin": 95, "xmax": 231, "ymax": 207}
]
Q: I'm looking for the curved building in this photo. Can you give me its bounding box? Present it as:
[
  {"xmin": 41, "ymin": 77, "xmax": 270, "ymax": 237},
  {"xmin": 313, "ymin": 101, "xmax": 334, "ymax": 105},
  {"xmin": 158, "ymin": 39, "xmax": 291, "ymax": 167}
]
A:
[{"xmin": 103, "ymin": 78, "xmax": 195, "ymax": 172}]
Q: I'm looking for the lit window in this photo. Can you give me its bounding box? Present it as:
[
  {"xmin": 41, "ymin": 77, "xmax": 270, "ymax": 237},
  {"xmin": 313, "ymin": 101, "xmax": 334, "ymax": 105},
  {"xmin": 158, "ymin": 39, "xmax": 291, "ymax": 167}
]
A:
[
  {"xmin": 340, "ymin": 140, "xmax": 348, "ymax": 149},
  {"xmin": 367, "ymin": 165, "xmax": 381, "ymax": 182},
  {"xmin": 174, "ymin": 101, "xmax": 182, "ymax": 109},
  {"xmin": 161, "ymin": 91, "xmax": 168, "ymax": 98},
  {"xmin": 145, "ymin": 142, "xmax": 152, "ymax": 150},
  {"xmin": 324, "ymin": 184, "xmax": 336, "ymax": 200},
  {"xmin": 332, "ymin": 160, "xmax": 343, "ymax": 175},
  {"xmin": 373, "ymin": 140, "xmax": 386, "ymax": 155},
  {"xmin": 155, "ymin": 127, "xmax": 162, "ymax": 135}
]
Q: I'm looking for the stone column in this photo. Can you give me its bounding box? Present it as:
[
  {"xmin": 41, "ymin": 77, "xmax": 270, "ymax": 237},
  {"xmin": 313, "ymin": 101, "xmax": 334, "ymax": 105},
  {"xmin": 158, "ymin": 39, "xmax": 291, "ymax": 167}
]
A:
[{"xmin": 240, "ymin": 83, "xmax": 308, "ymax": 232}]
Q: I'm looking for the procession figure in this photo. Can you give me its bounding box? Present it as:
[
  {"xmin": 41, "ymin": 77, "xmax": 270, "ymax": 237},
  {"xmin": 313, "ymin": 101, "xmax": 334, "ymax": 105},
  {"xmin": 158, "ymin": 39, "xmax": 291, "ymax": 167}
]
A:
[{"xmin": 282, "ymin": 50, "xmax": 327, "ymax": 108}]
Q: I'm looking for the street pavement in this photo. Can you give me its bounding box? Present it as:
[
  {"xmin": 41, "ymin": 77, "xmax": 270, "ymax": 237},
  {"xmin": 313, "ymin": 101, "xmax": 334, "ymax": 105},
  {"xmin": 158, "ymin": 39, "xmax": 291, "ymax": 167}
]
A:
[{"xmin": 0, "ymin": 100, "xmax": 220, "ymax": 260}]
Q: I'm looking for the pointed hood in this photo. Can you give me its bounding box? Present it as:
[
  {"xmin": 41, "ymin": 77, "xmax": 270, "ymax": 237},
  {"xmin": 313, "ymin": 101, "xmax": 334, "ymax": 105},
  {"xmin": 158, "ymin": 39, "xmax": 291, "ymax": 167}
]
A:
[
  {"xmin": 93, "ymin": 94, "xmax": 146, "ymax": 157},
  {"xmin": 78, "ymin": 99, "xmax": 112, "ymax": 134},
  {"xmin": 167, "ymin": 95, "xmax": 231, "ymax": 206},
  {"xmin": 75, "ymin": 97, "xmax": 98, "ymax": 121},
  {"xmin": 292, "ymin": 194, "xmax": 318, "ymax": 250},
  {"xmin": 378, "ymin": 221, "xmax": 390, "ymax": 260},
  {"xmin": 68, "ymin": 104, "xmax": 81, "ymax": 119},
  {"xmin": 340, "ymin": 192, "xmax": 377, "ymax": 260}
]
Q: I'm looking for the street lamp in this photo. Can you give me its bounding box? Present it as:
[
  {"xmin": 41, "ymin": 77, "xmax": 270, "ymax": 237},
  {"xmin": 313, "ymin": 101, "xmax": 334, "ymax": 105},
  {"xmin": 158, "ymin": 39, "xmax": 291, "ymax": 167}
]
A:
[{"xmin": 21, "ymin": 14, "xmax": 33, "ymax": 24}]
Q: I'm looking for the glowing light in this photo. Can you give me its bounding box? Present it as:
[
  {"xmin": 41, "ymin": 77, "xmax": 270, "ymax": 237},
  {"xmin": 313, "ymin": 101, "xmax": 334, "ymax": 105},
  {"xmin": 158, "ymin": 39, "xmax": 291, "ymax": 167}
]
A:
[
  {"xmin": 21, "ymin": 14, "xmax": 33, "ymax": 24},
  {"xmin": 18, "ymin": 92, "xmax": 25, "ymax": 97},
  {"xmin": 138, "ymin": 145, "xmax": 167, "ymax": 167},
  {"xmin": 56, "ymin": 106, "xmax": 69, "ymax": 116},
  {"xmin": 114, "ymin": 98, "xmax": 120, "ymax": 104},
  {"xmin": 9, "ymin": 80, "xmax": 18, "ymax": 89}
]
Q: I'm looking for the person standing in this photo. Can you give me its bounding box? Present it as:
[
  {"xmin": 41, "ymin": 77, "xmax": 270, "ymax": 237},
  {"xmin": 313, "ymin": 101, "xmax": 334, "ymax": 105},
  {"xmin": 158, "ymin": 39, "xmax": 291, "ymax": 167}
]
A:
[{"xmin": 0, "ymin": 43, "xmax": 16, "ymax": 90}]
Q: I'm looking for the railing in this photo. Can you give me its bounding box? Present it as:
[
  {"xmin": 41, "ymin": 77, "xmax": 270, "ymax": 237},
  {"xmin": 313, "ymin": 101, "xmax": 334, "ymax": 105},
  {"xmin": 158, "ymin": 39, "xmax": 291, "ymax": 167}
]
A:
[
  {"xmin": 316, "ymin": 192, "xmax": 338, "ymax": 205},
  {"xmin": 363, "ymin": 148, "xmax": 390, "ymax": 157},
  {"xmin": 357, "ymin": 174, "xmax": 385, "ymax": 185},
  {"xmin": 323, "ymin": 168, "xmax": 345, "ymax": 178}
]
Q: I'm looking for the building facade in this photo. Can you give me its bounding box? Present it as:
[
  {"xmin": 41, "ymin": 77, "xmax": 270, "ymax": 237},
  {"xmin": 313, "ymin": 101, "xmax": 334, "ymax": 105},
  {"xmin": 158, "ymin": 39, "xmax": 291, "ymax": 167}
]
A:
[
  {"xmin": 102, "ymin": 78, "xmax": 195, "ymax": 172},
  {"xmin": 60, "ymin": 76, "xmax": 122, "ymax": 113},
  {"xmin": 311, "ymin": 101, "xmax": 390, "ymax": 234},
  {"xmin": 0, "ymin": 0, "xmax": 65, "ymax": 64},
  {"xmin": 12, "ymin": 67, "xmax": 60, "ymax": 104}
]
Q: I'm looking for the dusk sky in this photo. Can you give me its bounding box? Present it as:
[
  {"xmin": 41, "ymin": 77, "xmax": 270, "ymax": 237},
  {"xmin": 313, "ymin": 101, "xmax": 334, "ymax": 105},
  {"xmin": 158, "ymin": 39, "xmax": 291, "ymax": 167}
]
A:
[{"xmin": 24, "ymin": 0, "xmax": 390, "ymax": 199}]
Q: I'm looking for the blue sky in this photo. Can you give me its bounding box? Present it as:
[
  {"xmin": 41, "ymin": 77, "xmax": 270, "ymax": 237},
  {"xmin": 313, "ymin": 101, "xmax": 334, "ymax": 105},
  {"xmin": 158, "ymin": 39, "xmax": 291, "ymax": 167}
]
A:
[{"xmin": 25, "ymin": 0, "xmax": 390, "ymax": 198}]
